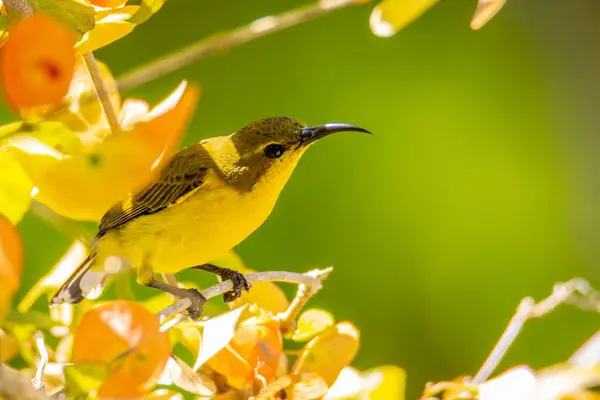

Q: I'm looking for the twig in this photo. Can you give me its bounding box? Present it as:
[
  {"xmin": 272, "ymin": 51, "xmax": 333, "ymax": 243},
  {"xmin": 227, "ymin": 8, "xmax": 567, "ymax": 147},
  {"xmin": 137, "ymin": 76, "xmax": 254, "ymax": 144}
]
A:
[
  {"xmin": 157, "ymin": 268, "xmax": 334, "ymax": 332},
  {"xmin": 0, "ymin": 363, "xmax": 50, "ymax": 400},
  {"xmin": 276, "ymin": 268, "xmax": 333, "ymax": 333},
  {"xmin": 30, "ymin": 200, "xmax": 94, "ymax": 246},
  {"xmin": 83, "ymin": 53, "xmax": 120, "ymax": 134},
  {"xmin": 116, "ymin": 0, "xmax": 358, "ymax": 91},
  {"xmin": 471, "ymin": 278, "xmax": 600, "ymax": 384},
  {"xmin": 31, "ymin": 332, "xmax": 48, "ymax": 391}
]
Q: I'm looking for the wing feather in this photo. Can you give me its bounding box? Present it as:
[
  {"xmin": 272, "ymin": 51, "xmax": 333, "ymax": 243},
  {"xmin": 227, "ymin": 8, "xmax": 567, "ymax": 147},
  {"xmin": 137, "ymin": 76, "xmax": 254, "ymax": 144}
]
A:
[{"xmin": 98, "ymin": 145, "xmax": 209, "ymax": 235}]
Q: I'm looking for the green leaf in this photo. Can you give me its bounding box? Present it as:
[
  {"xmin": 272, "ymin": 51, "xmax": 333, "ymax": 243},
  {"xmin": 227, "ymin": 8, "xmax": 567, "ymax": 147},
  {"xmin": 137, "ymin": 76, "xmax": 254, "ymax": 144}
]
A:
[
  {"xmin": 0, "ymin": 150, "xmax": 32, "ymax": 224},
  {"xmin": 4, "ymin": 309, "xmax": 64, "ymax": 330},
  {"xmin": 291, "ymin": 308, "xmax": 335, "ymax": 342},
  {"xmin": 29, "ymin": 0, "xmax": 96, "ymax": 36},
  {"xmin": 64, "ymin": 362, "xmax": 110, "ymax": 396},
  {"xmin": 128, "ymin": 0, "xmax": 167, "ymax": 24}
]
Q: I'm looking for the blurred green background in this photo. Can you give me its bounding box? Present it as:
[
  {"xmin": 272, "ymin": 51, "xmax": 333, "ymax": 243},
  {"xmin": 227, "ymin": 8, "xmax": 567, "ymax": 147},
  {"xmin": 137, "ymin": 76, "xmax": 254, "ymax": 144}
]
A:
[{"xmin": 7, "ymin": 0, "xmax": 600, "ymax": 398}]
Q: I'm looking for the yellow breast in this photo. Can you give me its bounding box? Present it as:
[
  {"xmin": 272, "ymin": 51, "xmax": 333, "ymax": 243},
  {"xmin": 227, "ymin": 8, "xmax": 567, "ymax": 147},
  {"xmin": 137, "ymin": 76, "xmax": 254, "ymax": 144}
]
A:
[{"xmin": 95, "ymin": 166, "xmax": 292, "ymax": 273}]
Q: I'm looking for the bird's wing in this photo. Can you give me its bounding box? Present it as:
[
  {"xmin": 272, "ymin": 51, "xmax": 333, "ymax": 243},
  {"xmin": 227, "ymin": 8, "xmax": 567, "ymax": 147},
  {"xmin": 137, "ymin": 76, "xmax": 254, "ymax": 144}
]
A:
[{"xmin": 99, "ymin": 145, "xmax": 209, "ymax": 234}]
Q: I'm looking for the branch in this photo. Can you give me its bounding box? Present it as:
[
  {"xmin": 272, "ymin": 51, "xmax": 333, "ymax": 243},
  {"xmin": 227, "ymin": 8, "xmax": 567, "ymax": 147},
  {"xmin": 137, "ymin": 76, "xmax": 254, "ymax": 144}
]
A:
[
  {"xmin": 116, "ymin": 0, "xmax": 359, "ymax": 91},
  {"xmin": 82, "ymin": 52, "xmax": 120, "ymax": 134},
  {"xmin": 158, "ymin": 268, "xmax": 334, "ymax": 332},
  {"xmin": 277, "ymin": 268, "xmax": 333, "ymax": 333},
  {"xmin": 471, "ymin": 278, "xmax": 600, "ymax": 384}
]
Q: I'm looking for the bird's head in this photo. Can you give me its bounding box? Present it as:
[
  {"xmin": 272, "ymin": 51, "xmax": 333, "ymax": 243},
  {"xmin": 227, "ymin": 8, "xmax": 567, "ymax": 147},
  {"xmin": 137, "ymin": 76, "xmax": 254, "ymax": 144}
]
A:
[{"xmin": 219, "ymin": 116, "xmax": 370, "ymax": 190}]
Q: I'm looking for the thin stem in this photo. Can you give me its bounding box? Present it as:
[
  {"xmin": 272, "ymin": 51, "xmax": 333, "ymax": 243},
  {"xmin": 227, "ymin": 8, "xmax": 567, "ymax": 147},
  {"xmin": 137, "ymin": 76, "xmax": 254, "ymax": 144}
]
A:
[
  {"xmin": 277, "ymin": 268, "xmax": 333, "ymax": 333},
  {"xmin": 83, "ymin": 53, "xmax": 120, "ymax": 134},
  {"xmin": 472, "ymin": 277, "xmax": 600, "ymax": 384},
  {"xmin": 31, "ymin": 332, "xmax": 48, "ymax": 391},
  {"xmin": 471, "ymin": 298, "xmax": 534, "ymax": 384},
  {"xmin": 116, "ymin": 0, "xmax": 358, "ymax": 91}
]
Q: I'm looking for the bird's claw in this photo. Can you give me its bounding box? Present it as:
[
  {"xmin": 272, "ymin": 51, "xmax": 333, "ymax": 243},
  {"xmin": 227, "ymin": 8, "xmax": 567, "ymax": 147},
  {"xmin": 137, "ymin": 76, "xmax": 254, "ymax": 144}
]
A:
[
  {"xmin": 221, "ymin": 269, "xmax": 251, "ymax": 302},
  {"xmin": 183, "ymin": 288, "xmax": 207, "ymax": 320}
]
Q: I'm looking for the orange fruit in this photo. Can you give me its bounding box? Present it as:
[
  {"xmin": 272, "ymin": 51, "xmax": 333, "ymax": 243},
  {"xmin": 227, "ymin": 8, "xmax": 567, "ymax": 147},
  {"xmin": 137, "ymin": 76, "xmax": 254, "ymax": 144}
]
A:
[
  {"xmin": 72, "ymin": 300, "xmax": 171, "ymax": 398},
  {"xmin": 87, "ymin": 0, "xmax": 128, "ymax": 8},
  {"xmin": 1, "ymin": 13, "xmax": 76, "ymax": 110}
]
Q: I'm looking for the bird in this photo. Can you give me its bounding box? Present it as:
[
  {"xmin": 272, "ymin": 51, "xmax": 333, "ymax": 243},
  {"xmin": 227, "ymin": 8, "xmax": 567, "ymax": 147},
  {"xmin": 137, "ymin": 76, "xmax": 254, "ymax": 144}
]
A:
[{"xmin": 50, "ymin": 117, "xmax": 370, "ymax": 319}]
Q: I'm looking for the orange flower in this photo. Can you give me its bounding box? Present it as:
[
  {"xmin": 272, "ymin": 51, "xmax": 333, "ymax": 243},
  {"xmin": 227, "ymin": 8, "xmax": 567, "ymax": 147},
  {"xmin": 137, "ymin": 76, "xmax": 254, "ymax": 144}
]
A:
[
  {"xmin": 72, "ymin": 300, "xmax": 171, "ymax": 398},
  {"xmin": 1, "ymin": 13, "xmax": 76, "ymax": 110}
]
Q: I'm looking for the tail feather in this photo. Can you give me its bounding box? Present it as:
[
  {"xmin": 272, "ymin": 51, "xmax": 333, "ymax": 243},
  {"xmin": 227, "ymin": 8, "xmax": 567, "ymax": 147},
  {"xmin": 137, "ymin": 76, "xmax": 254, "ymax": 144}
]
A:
[{"xmin": 49, "ymin": 252, "xmax": 108, "ymax": 306}]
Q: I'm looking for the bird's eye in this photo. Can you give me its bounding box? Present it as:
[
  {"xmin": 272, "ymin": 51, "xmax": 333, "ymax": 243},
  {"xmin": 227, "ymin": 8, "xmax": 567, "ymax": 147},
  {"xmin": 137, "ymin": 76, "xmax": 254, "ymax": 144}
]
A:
[{"xmin": 264, "ymin": 144, "xmax": 286, "ymax": 159}]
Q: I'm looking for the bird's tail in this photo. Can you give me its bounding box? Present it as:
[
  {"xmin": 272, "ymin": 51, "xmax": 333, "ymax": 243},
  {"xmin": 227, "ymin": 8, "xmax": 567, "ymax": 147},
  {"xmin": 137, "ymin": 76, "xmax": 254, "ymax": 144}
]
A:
[{"xmin": 49, "ymin": 251, "xmax": 108, "ymax": 306}]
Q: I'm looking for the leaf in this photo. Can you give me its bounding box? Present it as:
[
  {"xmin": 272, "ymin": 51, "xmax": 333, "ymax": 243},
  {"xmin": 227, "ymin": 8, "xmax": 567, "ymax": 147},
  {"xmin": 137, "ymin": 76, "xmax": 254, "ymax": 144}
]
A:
[
  {"xmin": 289, "ymin": 373, "xmax": 329, "ymax": 400},
  {"xmin": 193, "ymin": 305, "xmax": 247, "ymax": 371},
  {"xmin": 158, "ymin": 356, "xmax": 215, "ymax": 396},
  {"xmin": 570, "ymin": 331, "xmax": 600, "ymax": 367},
  {"xmin": 18, "ymin": 240, "xmax": 88, "ymax": 312},
  {"xmin": 0, "ymin": 329, "xmax": 20, "ymax": 362},
  {"xmin": 3, "ymin": 0, "xmax": 95, "ymax": 36},
  {"xmin": 324, "ymin": 367, "xmax": 363, "ymax": 399},
  {"xmin": 64, "ymin": 363, "xmax": 110, "ymax": 396},
  {"xmin": 291, "ymin": 309, "xmax": 335, "ymax": 342},
  {"xmin": 361, "ymin": 365, "xmax": 406, "ymax": 400},
  {"xmin": 76, "ymin": 6, "xmax": 138, "ymax": 53},
  {"xmin": 292, "ymin": 322, "xmax": 360, "ymax": 387},
  {"xmin": 478, "ymin": 366, "xmax": 536, "ymax": 400},
  {"xmin": 10, "ymin": 81, "xmax": 198, "ymax": 221},
  {"xmin": 50, "ymin": 56, "xmax": 120, "ymax": 143},
  {"xmin": 28, "ymin": 0, "xmax": 96, "ymax": 36},
  {"xmin": 369, "ymin": 0, "xmax": 440, "ymax": 37},
  {"xmin": 471, "ymin": 0, "xmax": 506, "ymax": 30},
  {"xmin": 128, "ymin": 0, "xmax": 167, "ymax": 24},
  {"xmin": 0, "ymin": 150, "xmax": 32, "ymax": 224}
]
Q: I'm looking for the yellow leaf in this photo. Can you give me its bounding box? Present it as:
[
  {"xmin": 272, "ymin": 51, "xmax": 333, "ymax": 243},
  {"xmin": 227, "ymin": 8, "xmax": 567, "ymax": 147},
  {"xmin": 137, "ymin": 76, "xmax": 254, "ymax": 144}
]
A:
[
  {"xmin": 0, "ymin": 329, "xmax": 20, "ymax": 362},
  {"xmin": 471, "ymin": 0, "xmax": 506, "ymax": 30},
  {"xmin": 369, "ymin": 0, "xmax": 440, "ymax": 37},
  {"xmin": 10, "ymin": 82, "xmax": 198, "ymax": 221},
  {"xmin": 292, "ymin": 309, "xmax": 335, "ymax": 342},
  {"xmin": 289, "ymin": 373, "xmax": 328, "ymax": 400},
  {"xmin": 362, "ymin": 365, "xmax": 406, "ymax": 399},
  {"xmin": 75, "ymin": 6, "xmax": 139, "ymax": 53},
  {"xmin": 292, "ymin": 322, "xmax": 360, "ymax": 387},
  {"xmin": 0, "ymin": 150, "xmax": 32, "ymax": 224},
  {"xmin": 51, "ymin": 56, "xmax": 120, "ymax": 144}
]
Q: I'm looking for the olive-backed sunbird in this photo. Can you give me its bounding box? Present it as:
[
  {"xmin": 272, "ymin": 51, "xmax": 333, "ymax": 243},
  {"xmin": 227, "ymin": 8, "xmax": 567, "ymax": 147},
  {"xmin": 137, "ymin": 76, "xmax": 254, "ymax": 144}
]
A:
[{"xmin": 50, "ymin": 117, "xmax": 370, "ymax": 319}]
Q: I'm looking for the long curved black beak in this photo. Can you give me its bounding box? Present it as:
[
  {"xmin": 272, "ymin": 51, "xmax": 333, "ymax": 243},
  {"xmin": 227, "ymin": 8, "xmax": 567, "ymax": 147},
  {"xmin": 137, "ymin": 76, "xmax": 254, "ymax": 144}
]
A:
[{"xmin": 300, "ymin": 123, "xmax": 372, "ymax": 146}]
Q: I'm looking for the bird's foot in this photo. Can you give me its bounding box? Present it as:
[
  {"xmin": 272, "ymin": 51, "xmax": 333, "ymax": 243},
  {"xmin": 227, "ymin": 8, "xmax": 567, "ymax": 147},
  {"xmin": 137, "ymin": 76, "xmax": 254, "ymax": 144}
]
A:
[
  {"xmin": 220, "ymin": 268, "xmax": 251, "ymax": 302},
  {"xmin": 182, "ymin": 288, "xmax": 207, "ymax": 320}
]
